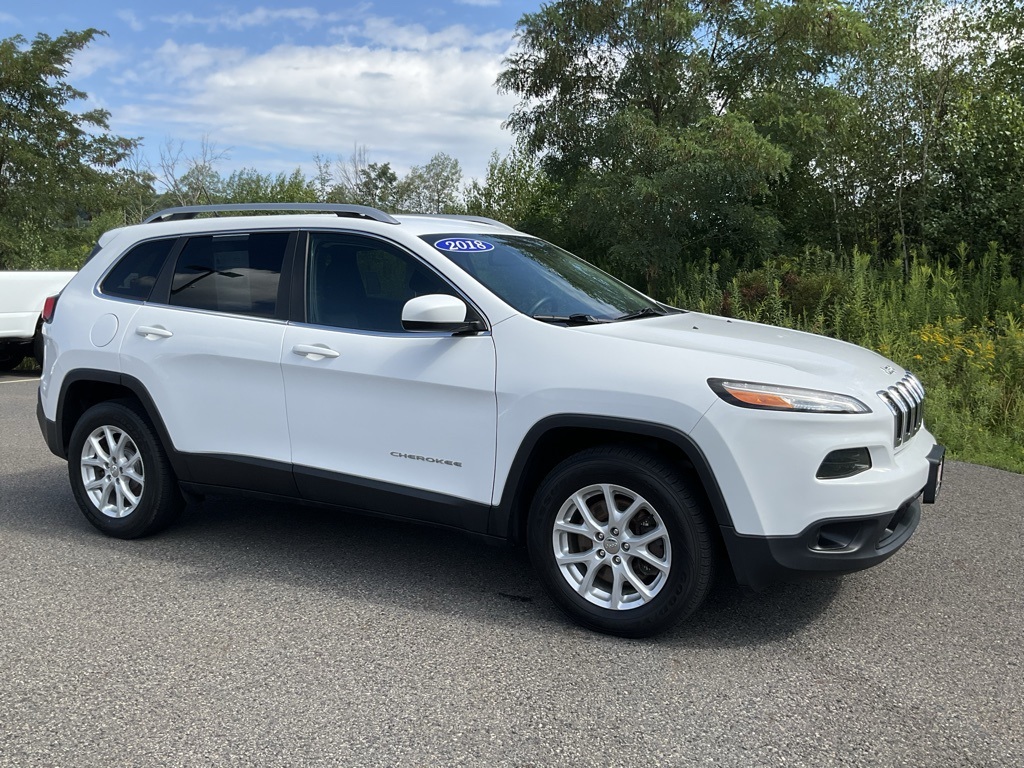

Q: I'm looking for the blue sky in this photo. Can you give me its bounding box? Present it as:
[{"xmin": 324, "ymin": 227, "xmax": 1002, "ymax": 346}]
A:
[{"xmin": 2, "ymin": 2, "xmax": 538, "ymax": 187}]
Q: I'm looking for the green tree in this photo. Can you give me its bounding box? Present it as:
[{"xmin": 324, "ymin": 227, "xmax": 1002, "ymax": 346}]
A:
[
  {"xmin": 326, "ymin": 145, "xmax": 403, "ymax": 210},
  {"xmin": 156, "ymin": 136, "xmax": 228, "ymax": 207},
  {"xmin": 311, "ymin": 151, "xmax": 334, "ymax": 202},
  {"xmin": 924, "ymin": 0, "xmax": 1024, "ymax": 260},
  {"xmin": 497, "ymin": 0, "xmax": 867, "ymax": 293},
  {"xmin": 221, "ymin": 167, "xmax": 317, "ymax": 204},
  {"xmin": 353, "ymin": 162, "xmax": 399, "ymax": 210},
  {"xmin": 0, "ymin": 29, "xmax": 139, "ymax": 269},
  {"xmin": 824, "ymin": 0, "xmax": 1024, "ymax": 268},
  {"xmin": 397, "ymin": 152, "xmax": 463, "ymax": 213},
  {"xmin": 464, "ymin": 148, "xmax": 551, "ymax": 231}
]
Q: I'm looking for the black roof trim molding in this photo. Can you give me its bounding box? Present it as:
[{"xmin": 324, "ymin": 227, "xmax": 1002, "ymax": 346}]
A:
[{"xmin": 143, "ymin": 203, "xmax": 400, "ymax": 225}]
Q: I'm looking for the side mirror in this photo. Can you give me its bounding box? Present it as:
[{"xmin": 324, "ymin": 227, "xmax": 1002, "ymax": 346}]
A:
[{"xmin": 401, "ymin": 294, "xmax": 484, "ymax": 334}]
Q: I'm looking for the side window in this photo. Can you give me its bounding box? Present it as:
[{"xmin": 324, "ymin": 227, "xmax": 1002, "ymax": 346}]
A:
[
  {"xmin": 100, "ymin": 238, "xmax": 175, "ymax": 301},
  {"xmin": 308, "ymin": 233, "xmax": 455, "ymax": 332},
  {"xmin": 169, "ymin": 232, "xmax": 289, "ymax": 318}
]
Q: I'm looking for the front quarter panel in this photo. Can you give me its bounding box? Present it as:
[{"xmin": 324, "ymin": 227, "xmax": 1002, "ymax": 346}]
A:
[
  {"xmin": 490, "ymin": 315, "xmax": 718, "ymax": 506},
  {"xmin": 489, "ymin": 313, "xmax": 937, "ymax": 542}
]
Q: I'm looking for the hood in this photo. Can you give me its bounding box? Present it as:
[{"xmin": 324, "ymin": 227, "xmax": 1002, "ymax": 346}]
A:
[{"xmin": 577, "ymin": 312, "xmax": 905, "ymax": 393}]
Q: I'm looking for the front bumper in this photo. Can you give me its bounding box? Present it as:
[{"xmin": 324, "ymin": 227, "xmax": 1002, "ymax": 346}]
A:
[{"xmin": 722, "ymin": 444, "xmax": 944, "ymax": 590}]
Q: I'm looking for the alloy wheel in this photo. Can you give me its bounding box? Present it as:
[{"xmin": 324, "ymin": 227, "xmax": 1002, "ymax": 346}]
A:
[
  {"xmin": 80, "ymin": 425, "xmax": 146, "ymax": 519},
  {"xmin": 551, "ymin": 483, "xmax": 672, "ymax": 610}
]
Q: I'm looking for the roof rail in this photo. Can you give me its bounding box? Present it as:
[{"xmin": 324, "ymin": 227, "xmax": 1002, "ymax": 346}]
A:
[
  {"xmin": 400, "ymin": 213, "xmax": 519, "ymax": 232},
  {"xmin": 143, "ymin": 203, "xmax": 400, "ymax": 225}
]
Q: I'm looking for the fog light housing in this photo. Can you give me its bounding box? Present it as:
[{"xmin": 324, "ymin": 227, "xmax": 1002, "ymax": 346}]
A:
[{"xmin": 817, "ymin": 447, "xmax": 872, "ymax": 479}]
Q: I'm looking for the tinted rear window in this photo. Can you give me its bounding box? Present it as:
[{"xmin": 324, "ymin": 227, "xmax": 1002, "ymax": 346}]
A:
[
  {"xmin": 101, "ymin": 238, "xmax": 175, "ymax": 301},
  {"xmin": 169, "ymin": 232, "xmax": 289, "ymax": 318}
]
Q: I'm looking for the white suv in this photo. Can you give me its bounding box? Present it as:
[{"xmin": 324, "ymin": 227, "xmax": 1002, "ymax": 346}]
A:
[{"xmin": 37, "ymin": 203, "xmax": 944, "ymax": 637}]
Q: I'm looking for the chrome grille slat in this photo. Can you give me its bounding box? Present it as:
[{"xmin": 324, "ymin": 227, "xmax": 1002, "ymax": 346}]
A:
[
  {"xmin": 878, "ymin": 373, "xmax": 925, "ymax": 448},
  {"xmin": 895, "ymin": 381, "xmax": 918, "ymax": 439},
  {"xmin": 892, "ymin": 388, "xmax": 910, "ymax": 446}
]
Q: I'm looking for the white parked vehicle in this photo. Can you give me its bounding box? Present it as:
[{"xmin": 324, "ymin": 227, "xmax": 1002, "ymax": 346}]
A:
[
  {"xmin": 37, "ymin": 204, "xmax": 944, "ymax": 636},
  {"xmin": 0, "ymin": 270, "xmax": 76, "ymax": 370}
]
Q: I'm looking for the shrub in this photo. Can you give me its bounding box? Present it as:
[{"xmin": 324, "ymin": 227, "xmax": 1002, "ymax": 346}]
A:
[{"xmin": 668, "ymin": 245, "xmax": 1024, "ymax": 473}]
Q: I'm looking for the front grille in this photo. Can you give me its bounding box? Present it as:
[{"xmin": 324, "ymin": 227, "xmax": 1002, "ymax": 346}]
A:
[{"xmin": 877, "ymin": 373, "xmax": 925, "ymax": 448}]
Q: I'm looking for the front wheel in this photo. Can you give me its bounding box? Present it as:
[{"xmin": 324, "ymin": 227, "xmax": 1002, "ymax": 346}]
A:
[
  {"xmin": 528, "ymin": 446, "xmax": 717, "ymax": 637},
  {"xmin": 67, "ymin": 400, "xmax": 184, "ymax": 539}
]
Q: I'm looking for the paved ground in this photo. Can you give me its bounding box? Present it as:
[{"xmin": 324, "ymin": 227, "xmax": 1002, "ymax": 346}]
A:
[{"xmin": 1, "ymin": 370, "xmax": 1021, "ymax": 767}]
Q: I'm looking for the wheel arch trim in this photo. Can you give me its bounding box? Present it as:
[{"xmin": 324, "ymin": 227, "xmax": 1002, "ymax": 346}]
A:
[
  {"xmin": 490, "ymin": 414, "xmax": 733, "ymax": 541},
  {"xmin": 54, "ymin": 369, "xmax": 191, "ymax": 481}
]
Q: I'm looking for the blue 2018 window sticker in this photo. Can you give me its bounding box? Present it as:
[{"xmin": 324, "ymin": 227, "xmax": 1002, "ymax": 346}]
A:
[{"xmin": 434, "ymin": 238, "xmax": 495, "ymax": 253}]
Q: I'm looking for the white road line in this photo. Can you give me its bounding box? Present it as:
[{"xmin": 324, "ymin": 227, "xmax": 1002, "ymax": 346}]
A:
[{"xmin": 0, "ymin": 378, "xmax": 38, "ymax": 385}]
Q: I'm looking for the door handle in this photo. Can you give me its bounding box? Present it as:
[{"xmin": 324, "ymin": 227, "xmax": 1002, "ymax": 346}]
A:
[
  {"xmin": 136, "ymin": 326, "xmax": 173, "ymax": 339},
  {"xmin": 292, "ymin": 343, "xmax": 340, "ymax": 360}
]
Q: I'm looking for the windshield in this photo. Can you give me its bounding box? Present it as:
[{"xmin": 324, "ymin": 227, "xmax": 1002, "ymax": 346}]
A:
[{"xmin": 422, "ymin": 234, "xmax": 671, "ymax": 322}]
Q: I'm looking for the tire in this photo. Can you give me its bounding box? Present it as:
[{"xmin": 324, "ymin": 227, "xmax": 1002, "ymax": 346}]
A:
[
  {"xmin": 527, "ymin": 445, "xmax": 717, "ymax": 638},
  {"xmin": 67, "ymin": 400, "xmax": 184, "ymax": 539},
  {"xmin": 33, "ymin": 325, "xmax": 44, "ymax": 367},
  {"xmin": 0, "ymin": 344, "xmax": 25, "ymax": 372}
]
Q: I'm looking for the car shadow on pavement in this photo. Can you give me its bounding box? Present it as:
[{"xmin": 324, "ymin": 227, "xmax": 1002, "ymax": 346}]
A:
[
  {"xmin": 668, "ymin": 577, "xmax": 843, "ymax": 647},
  {"xmin": 4, "ymin": 464, "xmax": 841, "ymax": 647},
  {"xmin": 0, "ymin": 368, "xmax": 40, "ymax": 380}
]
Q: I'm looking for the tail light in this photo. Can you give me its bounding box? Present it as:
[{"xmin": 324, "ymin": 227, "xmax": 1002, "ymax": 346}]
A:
[{"xmin": 42, "ymin": 294, "xmax": 60, "ymax": 323}]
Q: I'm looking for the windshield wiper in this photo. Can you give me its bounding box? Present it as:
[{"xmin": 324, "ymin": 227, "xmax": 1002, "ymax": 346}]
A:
[
  {"xmin": 614, "ymin": 306, "xmax": 671, "ymax": 322},
  {"xmin": 532, "ymin": 314, "xmax": 609, "ymax": 325}
]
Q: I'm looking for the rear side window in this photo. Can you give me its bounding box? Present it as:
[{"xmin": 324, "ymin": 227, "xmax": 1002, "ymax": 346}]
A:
[
  {"xmin": 101, "ymin": 238, "xmax": 175, "ymax": 301},
  {"xmin": 169, "ymin": 232, "xmax": 289, "ymax": 318}
]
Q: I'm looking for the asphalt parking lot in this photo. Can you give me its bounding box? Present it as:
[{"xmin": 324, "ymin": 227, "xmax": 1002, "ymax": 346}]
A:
[{"xmin": 1, "ymin": 370, "xmax": 1021, "ymax": 767}]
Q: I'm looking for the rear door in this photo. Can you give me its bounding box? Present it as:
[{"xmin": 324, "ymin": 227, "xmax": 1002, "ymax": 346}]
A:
[{"xmin": 120, "ymin": 230, "xmax": 296, "ymax": 487}]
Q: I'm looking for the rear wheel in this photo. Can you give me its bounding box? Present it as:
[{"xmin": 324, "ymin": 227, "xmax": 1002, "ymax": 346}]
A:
[
  {"xmin": 67, "ymin": 400, "xmax": 184, "ymax": 538},
  {"xmin": 0, "ymin": 343, "xmax": 25, "ymax": 372},
  {"xmin": 528, "ymin": 445, "xmax": 716, "ymax": 637},
  {"xmin": 33, "ymin": 325, "xmax": 44, "ymax": 367}
]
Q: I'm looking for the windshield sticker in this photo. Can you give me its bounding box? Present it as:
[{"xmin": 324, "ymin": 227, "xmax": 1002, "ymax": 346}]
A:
[{"xmin": 434, "ymin": 238, "xmax": 495, "ymax": 253}]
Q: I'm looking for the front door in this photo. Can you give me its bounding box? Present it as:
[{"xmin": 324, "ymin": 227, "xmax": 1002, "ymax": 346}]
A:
[{"xmin": 280, "ymin": 232, "xmax": 497, "ymax": 529}]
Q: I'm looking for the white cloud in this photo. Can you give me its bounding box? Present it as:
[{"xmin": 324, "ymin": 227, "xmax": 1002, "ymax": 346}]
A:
[
  {"xmin": 155, "ymin": 6, "xmax": 348, "ymax": 32},
  {"xmin": 232, "ymin": 7, "xmax": 345, "ymax": 29},
  {"xmin": 116, "ymin": 9, "xmax": 145, "ymax": 32},
  {"xmin": 115, "ymin": 21, "xmax": 520, "ymax": 180},
  {"xmin": 456, "ymin": 0, "xmax": 502, "ymax": 7},
  {"xmin": 0, "ymin": 12, "xmax": 18, "ymax": 25},
  {"xmin": 150, "ymin": 40, "xmax": 248, "ymax": 82},
  {"xmin": 70, "ymin": 45, "xmax": 124, "ymax": 78},
  {"xmin": 337, "ymin": 17, "xmax": 514, "ymax": 53}
]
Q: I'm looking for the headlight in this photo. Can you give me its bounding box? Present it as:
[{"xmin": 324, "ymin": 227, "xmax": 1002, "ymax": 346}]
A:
[{"xmin": 708, "ymin": 379, "xmax": 870, "ymax": 414}]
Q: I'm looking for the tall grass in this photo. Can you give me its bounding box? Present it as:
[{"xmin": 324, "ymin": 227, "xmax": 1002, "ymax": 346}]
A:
[{"xmin": 670, "ymin": 244, "xmax": 1024, "ymax": 473}]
